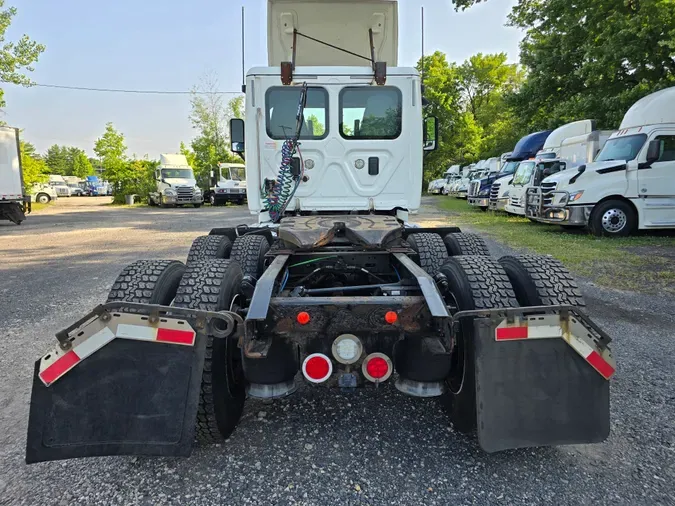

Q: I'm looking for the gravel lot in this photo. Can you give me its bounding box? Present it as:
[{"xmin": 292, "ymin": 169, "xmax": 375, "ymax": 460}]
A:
[{"xmin": 1, "ymin": 197, "xmax": 674, "ymax": 505}]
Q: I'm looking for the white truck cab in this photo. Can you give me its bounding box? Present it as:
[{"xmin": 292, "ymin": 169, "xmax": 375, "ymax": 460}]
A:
[
  {"xmin": 467, "ymin": 157, "xmax": 501, "ymax": 208},
  {"xmin": 207, "ymin": 163, "xmax": 247, "ymax": 206},
  {"xmin": 502, "ymin": 120, "xmax": 612, "ymax": 216},
  {"xmin": 505, "ymin": 158, "xmax": 567, "ymax": 216},
  {"xmin": 149, "ymin": 154, "xmax": 203, "ymax": 208},
  {"xmin": 48, "ymin": 175, "xmax": 72, "ymax": 198},
  {"xmin": 441, "ymin": 164, "xmax": 461, "ymax": 195},
  {"xmin": 527, "ymin": 87, "xmax": 675, "ymax": 235},
  {"xmin": 454, "ymin": 165, "xmax": 478, "ymax": 198}
]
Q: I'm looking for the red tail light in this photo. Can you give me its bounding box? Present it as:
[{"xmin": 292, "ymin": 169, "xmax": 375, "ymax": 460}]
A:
[
  {"xmin": 362, "ymin": 353, "xmax": 393, "ymax": 383},
  {"xmin": 302, "ymin": 353, "xmax": 332, "ymax": 383}
]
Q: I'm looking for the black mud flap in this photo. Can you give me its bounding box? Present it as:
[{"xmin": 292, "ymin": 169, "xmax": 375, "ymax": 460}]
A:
[
  {"xmin": 26, "ymin": 334, "xmax": 206, "ymax": 463},
  {"xmin": 473, "ymin": 318, "xmax": 610, "ymax": 453}
]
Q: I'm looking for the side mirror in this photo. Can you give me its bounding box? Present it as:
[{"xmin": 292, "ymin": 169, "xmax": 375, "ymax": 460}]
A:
[
  {"xmin": 210, "ymin": 170, "xmax": 215, "ymax": 178},
  {"xmin": 645, "ymin": 140, "xmax": 661, "ymax": 166},
  {"xmin": 423, "ymin": 117, "xmax": 438, "ymax": 152},
  {"xmin": 230, "ymin": 118, "xmax": 245, "ymax": 153}
]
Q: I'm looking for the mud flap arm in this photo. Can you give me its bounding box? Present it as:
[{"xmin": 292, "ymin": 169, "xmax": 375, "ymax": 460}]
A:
[
  {"xmin": 25, "ymin": 303, "xmax": 242, "ymax": 464},
  {"xmin": 454, "ymin": 307, "xmax": 613, "ymax": 453}
]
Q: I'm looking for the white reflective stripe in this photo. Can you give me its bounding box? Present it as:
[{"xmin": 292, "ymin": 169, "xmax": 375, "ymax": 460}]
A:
[
  {"xmin": 116, "ymin": 323, "xmax": 157, "ymax": 341},
  {"xmin": 526, "ymin": 324, "xmax": 563, "ymax": 339},
  {"xmin": 567, "ymin": 333, "xmax": 594, "ymax": 358},
  {"xmin": 73, "ymin": 326, "xmax": 115, "ymax": 359}
]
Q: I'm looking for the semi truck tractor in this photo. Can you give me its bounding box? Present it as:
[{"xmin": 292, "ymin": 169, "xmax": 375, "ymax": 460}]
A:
[
  {"xmin": 206, "ymin": 163, "xmax": 247, "ymax": 206},
  {"xmin": 148, "ymin": 154, "xmax": 203, "ymax": 207},
  {"xmin": 26, "ymin": 0, "xmax": 614, "ymax": 463},
  {"xmin": 441, "ymin": 164, "xmax": 461, "ymax": 195},
  {"xmin": 478, "ymin": 130, "xmax": 551, "ymax": 212},
  {"xmin": 467, "ymin": 157, "xmax": 502, "ymax": 209},
  {"xmin": 527, "ymin": 86, "xmax": 675, "ymax": 236},
  {"xmin": 0, "ymin": 126, "xmax": 30, "ymax": 225},
  {"xmin": 504, "ymin": 121, "xmax": 613, "ymax": 217}
]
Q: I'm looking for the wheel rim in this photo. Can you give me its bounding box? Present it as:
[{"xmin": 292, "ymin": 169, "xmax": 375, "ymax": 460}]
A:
[
  {"xmin": 210, "ymin": 195, "xmax": 215, "ymax": 205},
  {"xmin": 601, "ymin": 208, "xmax": 627, "ymax": 233},
  {"xmin": 38, "ymin": 195, "xmax": 48, "ymax": 204}
]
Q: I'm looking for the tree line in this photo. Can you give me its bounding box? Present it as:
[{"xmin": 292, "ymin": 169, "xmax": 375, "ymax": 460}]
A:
[{"xmin": 423, "ymin": 0, "xmax": 675, "ymax": 183}]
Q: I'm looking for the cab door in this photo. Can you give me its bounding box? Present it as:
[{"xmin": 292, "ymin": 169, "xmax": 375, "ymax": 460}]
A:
[{"xmin": 638, "ymin": 133, "xmax": 675, "ymax": 228}]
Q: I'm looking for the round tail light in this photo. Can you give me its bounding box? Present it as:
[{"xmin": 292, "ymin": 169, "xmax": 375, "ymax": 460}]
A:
[
  {"xmin": 302, "ymin": 353, "xmax": 332, "ymax": 383},
  {"xmin": 362, "ymin": 353, "xmax": 393, "ymax": 383},
  {"xmin": 331, "ymin": 334, "xmax": 363, "ymax": 364}
]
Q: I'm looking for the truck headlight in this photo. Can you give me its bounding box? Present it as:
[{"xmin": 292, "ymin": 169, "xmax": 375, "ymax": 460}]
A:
[
  {"xmin": 163, "ymin": 189, "xmax": 175, "ymax": 196},
  {"xmin": 502, "ymin": 190, "xmax": 510, "ymax": 197},
  {"xmin": 194, "ymin": 188, "xmax": 202, "ymax": 195},
  {"xmin": 479, "ymin": 188, "xmax": 490, "ymax": 196},
  {"xmin": 568, "ymin": 190, "xmax": 584, "ymax": 202}
]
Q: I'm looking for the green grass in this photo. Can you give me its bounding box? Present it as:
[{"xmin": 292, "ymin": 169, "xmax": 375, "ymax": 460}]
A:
[
  {"xmin": 436, "ymin": 197, "xmax": 675, "ymax": 294},
  {"xmin": 28, "ymin": 202, "xmax": 52, "ymax": 213}
]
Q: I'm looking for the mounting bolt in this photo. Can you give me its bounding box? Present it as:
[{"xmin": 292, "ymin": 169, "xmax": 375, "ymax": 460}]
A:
[{"xmin": 100, "ymin": 312, "xmax": 111, "ymax": 322}]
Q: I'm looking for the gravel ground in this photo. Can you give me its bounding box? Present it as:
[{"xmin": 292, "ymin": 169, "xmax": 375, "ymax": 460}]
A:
[{"xmin": 1, "ymin": 197, "xmax": 674, "ymax": 505}]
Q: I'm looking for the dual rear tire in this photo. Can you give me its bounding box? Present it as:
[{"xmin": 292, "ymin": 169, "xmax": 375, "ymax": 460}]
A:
[
  {"xmin": 437, "ymin": 253, "xmax": 584, "ymax": 433},
  {"xmin": 106, "ymin": 258, "xmax": 246, "ymax": 444}
]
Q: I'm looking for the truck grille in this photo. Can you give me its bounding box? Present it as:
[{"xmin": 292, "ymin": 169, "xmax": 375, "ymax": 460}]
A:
[
  {"xmin": 175, "ymin": 186, "xmax": 194, "ymax": 202},
  {"xmin": 468, "ymin": 181, "xmax": 480, "ymax": 197},
  {"xmin": 541, "ymin": 182, "xmax": 558, "ymax": 207},
  {"xmin": 489, "ymin": 182, "xmax": 501, "ymax": 204},
  {"xmin": 510, "ymin": 195, "xmax": 521, "ymax": 208}
]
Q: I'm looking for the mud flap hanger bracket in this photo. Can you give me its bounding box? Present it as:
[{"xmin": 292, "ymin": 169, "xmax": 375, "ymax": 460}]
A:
[{"xmin": 54, "ymin": 301, "xmax": 244, "ymax": 351}]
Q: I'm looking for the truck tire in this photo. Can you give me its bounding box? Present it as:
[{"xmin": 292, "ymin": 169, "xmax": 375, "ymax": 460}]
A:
[
  {"xmin": 443, "ymin": 232, "xmax": 490, "ymax": 256},
  {"xmin": 499, "ymin": 255, "xmax": 585, "ymax": 307},
  {"xmin": 106, "ymin": 260, "xmax": 185, "ymax": 305},
  {"xmin": 173, "ymin": 259, "xmax": 246, "ymax": 444},
  {"xmin": 589, "ymin": 199, "xmax": 637, "ymax": 237},
  {"xmin": 437, "ymin": 256, "xmax": 517, "ymax": 433},
  {"xmin": 186, "ymin": 235, "xmax": 232, "ymax": 264},
  {"xmin": 36, "ymin": 193, "xmax": 51, "ymax": 204},
  {"xmin": 407, "ymin": 232, "xmax": 448, "ymax": 276},
  {"xmin": 230, "ymin": 234, "xmax": 270, "ymax": 279}
]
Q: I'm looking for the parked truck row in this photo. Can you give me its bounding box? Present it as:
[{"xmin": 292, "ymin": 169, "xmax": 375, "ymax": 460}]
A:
[{"xmin": 439, "ymin": 85, "xmax": 675, "ymax": 236}]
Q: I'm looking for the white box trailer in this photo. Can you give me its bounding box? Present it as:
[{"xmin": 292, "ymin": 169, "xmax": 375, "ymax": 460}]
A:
[{"xmin": 0, "ymin": 126, "xmax": 29, "ymax": 225}]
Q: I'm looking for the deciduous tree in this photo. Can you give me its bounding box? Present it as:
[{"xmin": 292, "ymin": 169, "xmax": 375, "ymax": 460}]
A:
[{"xmin": 0, "ymin": 2, "xmax": 45, "ymax": 108}]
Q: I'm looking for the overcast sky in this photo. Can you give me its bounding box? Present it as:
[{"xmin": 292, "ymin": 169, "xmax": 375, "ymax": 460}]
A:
[{"xmin": 3, "ymin": 0, "xmax": 521, "ymax": 158}]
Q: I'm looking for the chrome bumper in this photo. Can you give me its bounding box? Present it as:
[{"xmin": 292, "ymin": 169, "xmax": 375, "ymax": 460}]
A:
[
  {"xmin": 526, "ymin": 187, "xmax": 591, "ymax": 225},
  {"xmin": 468, "ymin": 197, "xmax": 489, "ymax": 207},
  {"xmin": 488, "ymin": 198, "xmax": 507, "ymax": 211}
]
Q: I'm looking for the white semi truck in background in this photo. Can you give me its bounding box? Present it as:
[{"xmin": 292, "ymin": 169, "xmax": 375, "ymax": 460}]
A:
[
  {"xmin": 206, "ymin": 163, "xmax": 247, "ymax": 206},
  {"xmin": 148, "ymin": 154, "xmax": 203, "ymax": 207},
  {"xmin": 26, "ymin": 0, "xmax": 615, "ymax": 464},
  {"xmin": 527, "ymin": 86, "xmax": 675, "ymax": 236},
  {"xmin": 0, "ymin": 126, "xmax": 29, "ymax": 225},
  {"xmin": 503, "ymin": 120, "xmax": 613, "ymax": 216}
]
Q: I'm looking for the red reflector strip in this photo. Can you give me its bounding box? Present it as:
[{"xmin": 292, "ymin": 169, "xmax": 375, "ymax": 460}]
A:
[
  {"xmin": 39, "ymin": 350, "xmax": 80, "ymax": 385},
  {"xmin": 586, "ymin": 350, "xmax": 616, "ymax": 380},
  {"xmin": 495, "ymin": 326, "xmax": 529, "ymax": 340},
  {"xmin": 156, "ymin": 328, "xmax": 195, "ymax": 345}
]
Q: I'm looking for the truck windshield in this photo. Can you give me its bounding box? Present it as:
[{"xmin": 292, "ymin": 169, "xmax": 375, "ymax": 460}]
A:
[
  {"xmin": 161, "ymin": 169, "xmax": 194, "ymax": 179},
  {"xmin": 512, "ymin": 161, "xmax": 536, "ymax": 185},
  {"xmin": 596, "ymin": 134, "xmax": 647, "ymax": 162},
  {"xmin": 499, "ymin": 161, "xmax": 519, "ymax": 175},
  {"xmin": 226, "ymin": 167, "xmax": 246, "ymax": 181},
  {"xmin": 340, "ymin": 87, "xmax": 402, "ymax": 139}
]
